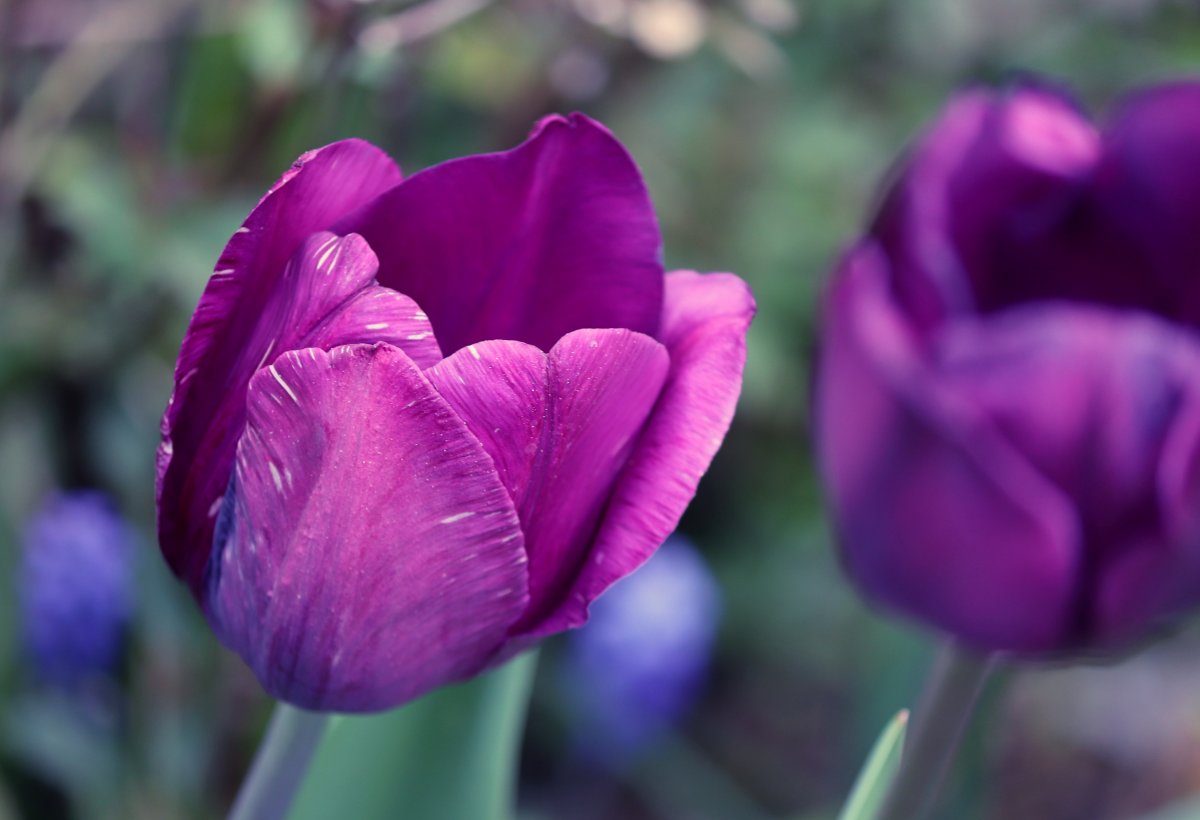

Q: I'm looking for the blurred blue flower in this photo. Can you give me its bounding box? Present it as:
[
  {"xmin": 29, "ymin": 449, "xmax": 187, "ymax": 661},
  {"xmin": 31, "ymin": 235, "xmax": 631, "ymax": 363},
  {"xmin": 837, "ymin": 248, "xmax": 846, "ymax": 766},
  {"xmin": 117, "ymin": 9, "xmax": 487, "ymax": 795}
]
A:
[
  {"xmin": 20, "ymin": 492, "xmax": 135, "ymax": 686},
  {"xmin": 563, "ymin": 535, "xmax": 721, "ymax": 764}
]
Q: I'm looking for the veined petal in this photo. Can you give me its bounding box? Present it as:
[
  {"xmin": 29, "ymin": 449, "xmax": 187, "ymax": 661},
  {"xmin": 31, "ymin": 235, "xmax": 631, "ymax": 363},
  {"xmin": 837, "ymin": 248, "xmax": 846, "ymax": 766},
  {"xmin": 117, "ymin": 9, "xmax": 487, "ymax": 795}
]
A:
[
  {"xmin": 158, "ymin": 140, "xmax": 403, "ymax": 594},
  {"xmin": 161, "ymin": 232, "xmax": 439, "ymax": 600},
  {"xmin": 266, "ymin": 232, "xmax": 442, "ymax": 364},
  {"xmin": 423, "ymin": 340, "xmax": 549, "ymax": 509},
  {"xmin": 207, "ymin": 344, "xmax": 528, "ymax": 712},
  {"xmin": 517, "ymin": 271, "xmax": 754, "ymax": 640},
  {"xmin": 426, "ymin": 329, "xmax": 670, "ymax": 637},
  {"xmin": 338, "ymin": 114, "xmax": 664, "ymax": 355}
]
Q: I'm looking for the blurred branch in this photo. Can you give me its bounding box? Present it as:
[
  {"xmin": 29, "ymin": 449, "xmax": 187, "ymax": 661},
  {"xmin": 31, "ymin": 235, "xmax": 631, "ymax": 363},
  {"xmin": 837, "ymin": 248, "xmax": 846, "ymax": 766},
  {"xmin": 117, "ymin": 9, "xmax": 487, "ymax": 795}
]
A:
[
  {"xmin": 0, "ymin": 0, "xmax": 195, "ymax": 214},
  {"xmin": 357, "ymin": 0, "xmax": 494, "ymax": 50}
]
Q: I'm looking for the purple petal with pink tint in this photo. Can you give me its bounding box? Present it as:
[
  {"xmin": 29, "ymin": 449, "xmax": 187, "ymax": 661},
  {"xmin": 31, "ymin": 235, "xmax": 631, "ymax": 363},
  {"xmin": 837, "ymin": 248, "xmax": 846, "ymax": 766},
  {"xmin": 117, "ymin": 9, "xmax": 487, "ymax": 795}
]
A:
[
  {"xmin": 207, "ymin": 344, "xmax": 528, "ymax": 712},
  {"xmin": 261, "ymin": 232, "xmax": 442, "ymax": 364},
  {"xmin": 816, "ymin": 246, "xmax": 1081, "ymax": 652},
  {"xmin": 158, "ymin": 140, "xmax": 403, "ymax": 595},
  {"xmin": 515, "ymin": 270, "xmax": 753, "ymax": 640},
  {"xmin": 875, "ymin": 87, "xmax": 1102, "ymax": 327},
  {"xmin": 1091, "ymin": 82, "xmax": 1200, "ymax": 329},
  {"xmin": 936, "ymin": 303, "xmax": 1200, "ymax": 644},
  {"xmin": 338, "ymin": 114, "xmax": 664, "ymax": 355},
  {"xmin": 426, "ymin": 330, "xmax": 670, "ymax": 636}
]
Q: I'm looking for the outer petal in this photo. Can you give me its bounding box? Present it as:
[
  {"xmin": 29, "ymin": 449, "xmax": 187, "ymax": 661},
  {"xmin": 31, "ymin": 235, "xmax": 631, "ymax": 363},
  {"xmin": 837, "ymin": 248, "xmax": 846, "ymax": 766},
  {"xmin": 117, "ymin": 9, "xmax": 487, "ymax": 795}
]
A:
[
  {"xmin": 338, "ymin": 114, "xmax": 664, "ymax": 355},
  {"xmin": 815, "ymin": 246, "xmax": 1080, "ymax": 652},
  {"xmin": 874, "ymin": 86, "xmax": 1100, "ymax": 327},
  {"xmin": 937, "ymin": 304, "xmax": 1200, "ymax": 644},
  {"xmin": 158, "ymin": 141, "xmax": 403, "ymax": 593},
  {"xmin": 509, "ymin": 270, "xmax": 753, "ymax": 640},
  {"xmin": 207, "ymin": 344, "xmax": 528, "ymax": 712},
  {"xmin": 1092, "ymin": 82, "xmax": 1200, "ymax": 328},
  {"xmin": 426, "ymin": 330, "xmax": 670, "ymax": 635}
]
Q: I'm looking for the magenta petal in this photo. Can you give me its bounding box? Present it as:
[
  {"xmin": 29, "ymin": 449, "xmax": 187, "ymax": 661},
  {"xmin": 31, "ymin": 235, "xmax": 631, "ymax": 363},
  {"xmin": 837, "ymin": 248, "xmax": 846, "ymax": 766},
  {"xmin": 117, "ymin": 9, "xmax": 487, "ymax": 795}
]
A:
[
  {"xmin": 816, "ymin": 246, "xmax": 1080, "ymax": 652},
  {"xmin": 423, "ymin": 340, "xmax": 548, "ymax": 508},
  {"xmin": 515, "ymin": 270, "xmax": 754, "ymax": 640},
  {"xmin": 276, "ymin": 233, "xmax": 441, "ymax": 365},
  {"xmin": 427, "ymin": 330, "xmax": 670, "ymax": 634},
  {"xmin": 158, "ymin": 141, "xmax": 403, "ymax": 594},
  {"xmin": 937, "ymin": 303, "xmax": 1200, "ymax": 643},
  {"xmin": 875, "ymin": 86, "xmax": 1100, "ymax": 327},
  {"xmin": 207, "ymin": 344, "xmax": 528, "ymax": 712},
  {"xmin": 1093, "ymin": 82, "xmax": 1200, "ymax": 327},
  {"xmin": 338, "ymin": 114, "xmax": 664, "ymax": 355},
  {"xmin": 937, "ymin": 306, "xmax": 1194, "ymax": 535},
  {"xmin": 160, "ymin": 232, "xmax": 439, "ymax": 600}
]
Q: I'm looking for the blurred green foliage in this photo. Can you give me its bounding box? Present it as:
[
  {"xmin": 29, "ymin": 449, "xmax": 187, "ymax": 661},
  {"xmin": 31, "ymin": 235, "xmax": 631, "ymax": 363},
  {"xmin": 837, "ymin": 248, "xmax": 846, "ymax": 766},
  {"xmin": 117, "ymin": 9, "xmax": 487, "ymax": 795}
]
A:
[{"xmin": 6, "ymin": 1, "xmax": 1200, "ymax": 818}]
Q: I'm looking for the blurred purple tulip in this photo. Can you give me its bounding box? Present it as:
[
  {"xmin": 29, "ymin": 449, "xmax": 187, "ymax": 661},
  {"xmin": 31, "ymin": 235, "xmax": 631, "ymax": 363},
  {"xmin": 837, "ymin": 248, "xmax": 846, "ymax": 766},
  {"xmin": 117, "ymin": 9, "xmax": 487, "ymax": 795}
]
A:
[
  {"xmin": 156, "ymin": 115, "xmax": 754, "ymax": 711},
  {"xmin": 816, "ymin": 80, "xmax": 1200, "ymax": 654},
  {"xmin": 21, "ymin": 492, "xmax": 134, "ymax": 686},
  {"xmin": 563, "ymin": 536, "xmax": 720, "ymax": 764}
]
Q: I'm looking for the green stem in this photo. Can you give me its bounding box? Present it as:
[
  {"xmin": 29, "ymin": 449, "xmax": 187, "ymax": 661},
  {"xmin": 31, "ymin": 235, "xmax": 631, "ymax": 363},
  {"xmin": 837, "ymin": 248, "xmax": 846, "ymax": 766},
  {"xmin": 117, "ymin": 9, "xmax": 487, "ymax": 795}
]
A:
[
  {"xmin": 229, "ymin": 704, "xmax": 329, "ymax": 820},
  {"xmin": 875, "ymin": 643, "xmax": 993, "ymax": 820},
  {"xmin": 289, "ymin": 651, "xmax": 539, "ymax": 820}
]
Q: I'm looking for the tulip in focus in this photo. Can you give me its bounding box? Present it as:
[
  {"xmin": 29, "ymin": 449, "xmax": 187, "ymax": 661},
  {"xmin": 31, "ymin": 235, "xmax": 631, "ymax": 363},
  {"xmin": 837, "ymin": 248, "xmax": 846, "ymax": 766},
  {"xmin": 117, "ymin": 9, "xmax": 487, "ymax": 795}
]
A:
[
  {"xmin": 562, "ymin": 535, "xmax": 720, "ymax": 763},
  {"xmin": 21, "ymin": 492, "xmax": 134, "ymax": 686},
  {"xmin": 815, "ymin": 81, "xmax": 1200, "ymax": 655},
  {"xmin": 156, "ymin": 115, "xmax": 754, "ymax": 711}
]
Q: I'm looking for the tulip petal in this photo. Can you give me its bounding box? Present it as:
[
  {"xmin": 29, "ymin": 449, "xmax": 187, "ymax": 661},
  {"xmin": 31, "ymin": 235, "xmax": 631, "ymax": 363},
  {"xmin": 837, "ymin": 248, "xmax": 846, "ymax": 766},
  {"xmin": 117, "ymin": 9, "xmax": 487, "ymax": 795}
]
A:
[
  {"xmin": 510, "ymin": 271, "xmax": 753, "ymax": 640},
  {"xmin": 1093, "ymin": 81, "xmax": 1200, "ymax": 327},
  {"xmin": 267, "ymin": 232, "xmax": 442, "ymax": 364},
  {"xmin": 207, "ymin": 344, "xmax": 528, "ymax": 712},
  {"xmin": 338, "ymin": 114, "xmax": 664, "ymax": 355},
  {"xmin": 424, "ymin": 340, "xmax": 549, "ymax": 510},
  {"xmin": 159, "ymin": 141, "xmax": 403, "ymax": 594},
  {"xmin": 816, "ymin": 246, "xmax": 1080, "ymax": 652},
  {"xmin": 876, "ymin": 86, "xmax": 1102, "ymax": 326},
  {"xmin": 936, "ymin": 303, "xmax": 1200, "ymax": 644},
  {"xmin": 426, "ymin": 330, "xmax": 670, "ymax": 635},
  {"xmin": 162, "ymin": 232, "xmax": 439, "ymax": 601}
]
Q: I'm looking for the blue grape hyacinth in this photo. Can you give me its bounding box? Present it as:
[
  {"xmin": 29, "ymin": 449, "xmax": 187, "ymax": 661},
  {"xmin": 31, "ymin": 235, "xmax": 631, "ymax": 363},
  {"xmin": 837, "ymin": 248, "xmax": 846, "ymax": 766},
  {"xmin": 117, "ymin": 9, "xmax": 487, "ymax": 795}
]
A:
[
  {"xmin": 21, "ymin": 492, "xmax": 135, "ymax": 686},
  {"xmin": 563, "ymin": 535, "xmax": 721, "ymax": 764}
]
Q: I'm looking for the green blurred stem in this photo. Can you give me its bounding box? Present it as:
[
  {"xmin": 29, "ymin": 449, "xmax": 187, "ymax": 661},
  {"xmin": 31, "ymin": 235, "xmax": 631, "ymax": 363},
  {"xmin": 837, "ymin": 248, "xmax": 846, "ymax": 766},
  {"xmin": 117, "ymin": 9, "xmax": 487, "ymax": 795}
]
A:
[
  {"xmin": 289, "ymin": 651, "xmax": 539, "ymax": 820},
  {"xmin": 875, "ymin": 643, "xmax": 993, "ymax": 820},
  {"xmin": 229, "ymin": 704, "xmax": 329, "ymax": 820}
]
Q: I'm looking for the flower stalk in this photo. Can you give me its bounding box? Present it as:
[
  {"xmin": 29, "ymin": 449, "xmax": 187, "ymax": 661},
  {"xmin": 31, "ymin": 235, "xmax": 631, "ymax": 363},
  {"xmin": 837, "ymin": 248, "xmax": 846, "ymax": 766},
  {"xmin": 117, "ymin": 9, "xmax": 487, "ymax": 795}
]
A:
[
  {"xmin": 228, "ymin": 704, "xmax": 329, "ymax": 820},
  {"xmin": 876, "ymin": 643, "xmax": 993, "ymax": 820}
]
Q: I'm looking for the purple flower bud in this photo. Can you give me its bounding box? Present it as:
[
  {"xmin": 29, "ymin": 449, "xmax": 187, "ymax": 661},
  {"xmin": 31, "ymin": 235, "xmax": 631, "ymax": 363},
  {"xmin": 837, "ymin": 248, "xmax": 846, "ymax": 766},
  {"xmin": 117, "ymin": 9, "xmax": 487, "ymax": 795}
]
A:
[
  {"xmin": 815, "ymin": 80, "xmax": 1200, "ymax": 654},
  {"xmin": 156, "ymin": 116, "xmax": 754, "ymax": 711},
  {"xmin": 21, "ymin": 492, "xmax": 134, "ymax": 685},
  {"xmin": 563, "ymin": 536, "xmax": 721, "ymax": 763}
]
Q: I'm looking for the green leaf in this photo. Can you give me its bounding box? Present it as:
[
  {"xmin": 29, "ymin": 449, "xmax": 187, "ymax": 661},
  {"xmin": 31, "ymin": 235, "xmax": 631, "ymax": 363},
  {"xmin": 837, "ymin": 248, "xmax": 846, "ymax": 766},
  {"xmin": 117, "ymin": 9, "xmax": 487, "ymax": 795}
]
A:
[
  {"xmin": 837, "ymin": 710, "xmax": 909, "ymax": 820},
  {"xmin": 289, "ymin": 651, "xmax": 538, "ymax": 820}
]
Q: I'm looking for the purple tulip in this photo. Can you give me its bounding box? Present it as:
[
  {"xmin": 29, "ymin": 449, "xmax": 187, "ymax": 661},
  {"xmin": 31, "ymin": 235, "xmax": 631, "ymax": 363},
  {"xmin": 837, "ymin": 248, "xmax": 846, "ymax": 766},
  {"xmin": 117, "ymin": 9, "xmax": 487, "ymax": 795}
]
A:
[
  {"xmin": 156, "ymin": 115, "xmax": 754, "ymax": 711},
  {"xmin": 563, "ymin": 536, "xmax": 721, "ymax": 763},
  {"xmin": 21, "ymin": 492, "xmax": 134, "ymax": 686},
  {"xmin": 816, "ymin": 80, "xmax": 1200, "ymax": 655}
]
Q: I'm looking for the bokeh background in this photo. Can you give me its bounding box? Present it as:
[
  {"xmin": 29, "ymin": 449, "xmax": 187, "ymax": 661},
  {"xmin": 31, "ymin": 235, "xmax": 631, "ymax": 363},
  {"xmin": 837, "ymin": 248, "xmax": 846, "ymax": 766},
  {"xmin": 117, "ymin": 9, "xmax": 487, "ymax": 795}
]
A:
[{"xmin": 6, "ymin": 0, "xmax": 1200, "ymax": 818}]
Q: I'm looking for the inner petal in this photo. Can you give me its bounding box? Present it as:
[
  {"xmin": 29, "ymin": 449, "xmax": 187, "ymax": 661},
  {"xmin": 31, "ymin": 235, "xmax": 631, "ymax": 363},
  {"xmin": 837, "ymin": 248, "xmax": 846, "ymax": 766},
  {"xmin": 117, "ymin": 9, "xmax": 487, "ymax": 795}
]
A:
[
  {"xmin": 336, "ymin": 114, "xmax": 665, "ymax": 355},
  {"xmin": 426, "ymin": 328, "xmax": 669, "ymax": 632}
]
